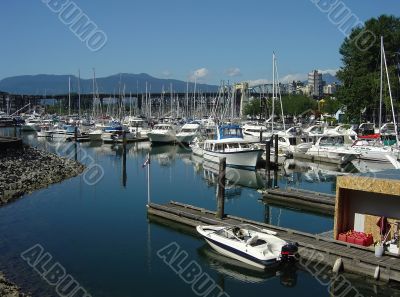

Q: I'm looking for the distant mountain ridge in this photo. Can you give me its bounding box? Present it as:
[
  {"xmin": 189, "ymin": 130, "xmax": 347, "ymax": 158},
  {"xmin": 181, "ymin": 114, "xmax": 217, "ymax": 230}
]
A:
[
  {"xmin": 0, "ymin": 73, "xmax": 219, "ymax": 95},
  {"xmin": 322, "ymin": 73, "xmax": 341, "ymax": 84}
]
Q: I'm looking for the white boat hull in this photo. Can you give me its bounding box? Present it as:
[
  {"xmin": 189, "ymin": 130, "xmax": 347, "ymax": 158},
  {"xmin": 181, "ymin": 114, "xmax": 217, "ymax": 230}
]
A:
[
  {"xmin": 148, "ymin": 132, "xmax": 176, "ymax": 144},
  {"xmin": 204, "ymin": 239, "xmax": 266, "ymax": 270},
  {"xmin": 176, "ymin": 133, "xmax": 197, "ymax": 144},
  {"xmin": 203, "ymin": 149, "xmax": 262, "ymax": 169},
  {"xmin": 88, "ymin": 131, "xmax": 103, "ymax": 141}
]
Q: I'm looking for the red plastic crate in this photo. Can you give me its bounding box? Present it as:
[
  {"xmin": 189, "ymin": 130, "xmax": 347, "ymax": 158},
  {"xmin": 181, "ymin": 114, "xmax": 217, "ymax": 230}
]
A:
[
  {"xmin": 347, "ymin": 235, "xmax": 355, "ymax": 244},
  {"xmin": 338, "ymin": 233, "xmax": 347, "ymax": 242},
  {"xmin": 354, "ymin": 237, "xmax": 366, "ymax": 246}
]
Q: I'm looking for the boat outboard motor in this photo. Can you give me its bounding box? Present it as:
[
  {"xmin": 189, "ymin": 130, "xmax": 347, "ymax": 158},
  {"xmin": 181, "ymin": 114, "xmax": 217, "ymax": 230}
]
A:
[{"xmin": 280, "ymin": 242, "xmax": 298, "ymax": 261}]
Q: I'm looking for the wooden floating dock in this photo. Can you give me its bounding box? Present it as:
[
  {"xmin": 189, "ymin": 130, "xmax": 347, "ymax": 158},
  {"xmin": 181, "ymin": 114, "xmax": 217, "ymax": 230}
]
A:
[
  {"xmin": 0, "ymin": 136, "xmax": 23, "ymax": 150},
  {"xmin": 147, "ymin": 201, "xmax": 400, "ymax": 283},
  {"xmin": 260, "ymin": 187, "xmax": 335, "ymax": 216},
  {"xmin": 66, "ymin": 136, "xmax": 149, "ymax": 143}
]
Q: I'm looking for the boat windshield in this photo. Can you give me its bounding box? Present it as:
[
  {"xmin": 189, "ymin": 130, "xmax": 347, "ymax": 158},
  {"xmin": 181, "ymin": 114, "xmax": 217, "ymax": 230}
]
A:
[
  {"xmin": 155, "ymin": 126, "xmax": 172, "ymax": 130},
  {"xmin": 215, "ymin": 227, "xmax": 249, "ymax": 242},
  {"xmin": 319, "ymin": 136, "xmax": 344, "ymax": 146},
  {"xmin": 181, "ymin": 128, "xmax": 195, "ymax": 133}
]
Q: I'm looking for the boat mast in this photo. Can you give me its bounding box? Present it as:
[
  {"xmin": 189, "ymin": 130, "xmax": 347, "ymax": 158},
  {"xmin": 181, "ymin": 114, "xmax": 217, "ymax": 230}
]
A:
[
  {"xmin": 379, "ymin": 36, "xmax": 383, "ymax": 132},
  {"xmin": 186, "ymin": 80, "xmax": 189, "ymax": 118},
  {"xmin": 193, "ymin": 78, "xmax": 197, "ymax": 119},
  {"xmin": 170, "ymin": 83, "xmax": 173, "ymax": 118},
  {"xmin": 68, "ymin": 76, "xmax": 71, "ymax": 116},
  {"xmin": 382, "ymin": 37, "xmax": 399, "ymax": 146},
  {"xmin": 274, "ymin": 54, "xmax": 286, "ymax": 131},
  {"xmin": 78, "ymin": 69, "xmax": 81, "ymax": 119},
  {"xmin": 271, "ymin": 52, "xmax": 275, "ymax": 132}
]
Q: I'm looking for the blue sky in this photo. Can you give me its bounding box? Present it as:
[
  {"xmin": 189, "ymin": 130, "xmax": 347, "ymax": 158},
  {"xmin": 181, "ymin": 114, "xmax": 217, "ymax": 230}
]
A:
[{"xmin": 0, "ymin": 0, "xmax": 398, "ymax": 84}]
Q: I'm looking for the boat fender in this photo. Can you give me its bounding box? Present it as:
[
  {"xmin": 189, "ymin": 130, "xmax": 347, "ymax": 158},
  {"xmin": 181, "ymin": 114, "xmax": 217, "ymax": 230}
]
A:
[
  {"xmin": 374, "ymin": 266, "xmax": 380, "ymax": 280},
  {"xmin": 332, "ymin": 258, "xmax": 343, "ymax": 274}
]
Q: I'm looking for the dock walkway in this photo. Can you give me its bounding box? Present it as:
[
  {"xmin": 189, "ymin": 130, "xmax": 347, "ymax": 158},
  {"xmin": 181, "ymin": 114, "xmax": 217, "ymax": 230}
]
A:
[
  {"xmin": 261, "ymin": 188, "xmax": 335, "ymax": 215},
  {"xmin": 147, "ymin": 201, "xmax": 400, "ymax": 282}
]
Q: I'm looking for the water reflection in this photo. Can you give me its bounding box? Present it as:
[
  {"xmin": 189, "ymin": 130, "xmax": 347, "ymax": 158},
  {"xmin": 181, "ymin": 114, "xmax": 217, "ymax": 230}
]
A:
[
  {"xmin": 197, "ymin": 244, "xmax": 298, "ymax": 287},
  {"xmin": 150, "ymin": 144, "xmax": 191, "ymax": 166},
  {"xmin": 1, "ymin": 128, "xmax": 399, "ymax": 297},
  {"xmin": 190, "ymin": 155, "xmax": 264, "ymax": 194}
]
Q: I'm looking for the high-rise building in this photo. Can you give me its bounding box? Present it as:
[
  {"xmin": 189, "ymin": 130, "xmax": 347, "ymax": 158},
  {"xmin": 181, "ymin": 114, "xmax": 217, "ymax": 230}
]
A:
[
  {"xmin": 308, "ymin": 70, "xmax": 324, "ymax": 98},
  {"xmin": 323, "ymin": 83, "xmax": 337, "ymax": 95}
]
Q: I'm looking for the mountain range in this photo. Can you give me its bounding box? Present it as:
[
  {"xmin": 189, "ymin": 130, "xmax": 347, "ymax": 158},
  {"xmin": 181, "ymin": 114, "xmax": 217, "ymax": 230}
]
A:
[
  {"xmin": 322, "ymin": 73, "xmax": 341, "ymax": 84},
  {"xmin": 0, "ymin": 73, "xmax": 219, "ymax": 95},
  {"xmin": 0, "ymin": 73, "xmax": 340, "ymax": 95}
]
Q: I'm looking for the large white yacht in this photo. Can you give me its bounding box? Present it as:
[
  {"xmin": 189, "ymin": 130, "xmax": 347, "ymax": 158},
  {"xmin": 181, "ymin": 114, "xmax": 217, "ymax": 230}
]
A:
[
  {"xmin": 202, "ymin": 125, "xmax": 263, "ymax": 169},
  {"xmin": 176, "ymin": 122, "xmax": 201, "ymax": 144},
  {"xmin": 147, "ymin": 123, "xmax": 177, "ymax": 144}
]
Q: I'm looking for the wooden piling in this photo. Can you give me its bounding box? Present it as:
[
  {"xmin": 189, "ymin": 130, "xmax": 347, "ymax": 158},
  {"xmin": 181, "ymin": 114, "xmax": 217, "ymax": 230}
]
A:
[
  {"xmin": 259, "ymin": 130, "xmax": 263, "ymax": 143},
  {"xmin": 74, "ymin": 126, "xmax": 78, "ymax": 142},
  {"xmin": 123, "ymin": 130, "xmax": 127, "ymax": 146},
  {"xmin": 216, "ymin": 157, "xmax": 226, "ymax": 219},
  {"xmin": 122, "ymin": 144, "xmax": 127, "ymax": 187},
  {"xmin": 265, "ymin": 140, "xmax": 271, "ymax": 187},
  {"xmin": 274, "ymin": 134, "xmax": 278, "ymax": 165}
]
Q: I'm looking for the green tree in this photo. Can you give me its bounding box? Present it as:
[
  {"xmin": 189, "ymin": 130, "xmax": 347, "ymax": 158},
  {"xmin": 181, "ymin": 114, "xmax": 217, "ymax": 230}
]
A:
[
  {"xmin": 278, "ymin": 94, "xmax": 317, "ymax": 116},
  {"xmin": 243, "ymin": 98, "xmax": 261, "ymax": 117},
  {"xmin": 337, "ymin": 15, "xmax": 400, "ymax": 122}
]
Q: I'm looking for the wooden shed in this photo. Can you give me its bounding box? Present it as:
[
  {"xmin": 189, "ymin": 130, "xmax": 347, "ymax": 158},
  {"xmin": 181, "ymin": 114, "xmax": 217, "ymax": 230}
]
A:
[{"xmin": 334, "ymin": 170, "xmax": 400, "ymax": 244}]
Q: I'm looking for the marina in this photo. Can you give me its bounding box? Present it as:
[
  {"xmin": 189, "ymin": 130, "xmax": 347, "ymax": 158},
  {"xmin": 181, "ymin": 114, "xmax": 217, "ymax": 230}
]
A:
[
  {"xmin": 0, "ymin": 128, "xmax": 399, "ymax": 296},
  {"xmin": 1, "ymin": 2, "xmax": 400, "ymax": 296}
]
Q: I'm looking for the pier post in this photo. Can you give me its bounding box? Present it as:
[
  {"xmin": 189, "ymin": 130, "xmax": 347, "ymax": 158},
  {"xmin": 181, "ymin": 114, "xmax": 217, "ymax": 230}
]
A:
[
  {"xmin": 123, "ymin": 130, "xmax": 127, "ymax": 146},
  {"xmin": 74, "ymin": 126, "xmax": 78, "ymax": 142},
  {"xmin": 74, "ymin": 142, "xmax": 78, "ymax": 161},
  {"xmin": 259, "ymin": 130, "xmax": 263, "ymax": 143},
  {"xmin": 122, "ymin": 144, "xmax": 127, "ymax": 187},
  {"xmin": 274, "ymin": 134, "xmax": 279, "ymax": 188},
  {"xmin": 265, "ymin": 140, "xmax": 271, "ymax": 187},
  {"xmin": 216, "ymin": 157, "xmax": 226, "ymax": 219},
  {"xmin": 274, "ymin": 134, "xmax": 278, "ymax": 166},
  {"xmin": 13, "ymin": 125, "xmax": 16, "ymax": 137}
]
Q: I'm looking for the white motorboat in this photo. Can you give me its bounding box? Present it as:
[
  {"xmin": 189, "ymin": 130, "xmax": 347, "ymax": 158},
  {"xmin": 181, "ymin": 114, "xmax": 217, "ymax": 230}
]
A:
[
  {"xmin": 351, "ymin": 139, "xmax": 400, "ymax": 162},
  {"xmin": 196, "ymin": 225, "xmax": 298, "ymax": 270},
  {"xmin": 305, "ymin": 135, "xmax": 360, "ymax": 164},
  {"xmin": 325, "ymin": 124, "xmax": 357, "ymax": 143},
  {"xmin": 88, "ymin": 129, "xmax": 103, "ymax": 141},
  {"xmin": 21, "ymin": 118, "xmax": 42, "ymax": 132},
  {"xmin": 147, "ymin": 123, "xmax": 177, "ymax": 144},
  {"xmin": 202, "ymin": 125, "xmax": 263, "ymax": 169},
  {"xmin": 125, "ymin": 116, "xmax": 151, "ymax": 137},
  {"xmin": 101, "ymin": 124, "xmax": 135, "ymax": 144},
  {"xmin": 242, "ymin": 123, "xmax": 270, "ymax": 142},
  {"xmin": 176, "ymin": 123, "xmax": 201, "ymax": 144},
  {"xmin": 304, "ymin": 124, "xmax": 326, "ymax": 138}
]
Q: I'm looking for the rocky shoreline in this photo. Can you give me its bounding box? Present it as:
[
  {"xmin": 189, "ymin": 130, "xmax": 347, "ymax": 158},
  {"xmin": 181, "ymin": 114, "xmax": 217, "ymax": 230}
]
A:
[
  {"xmin": 0, "ymin": 146, "xmax": 85, "ymax": 206},
  {"xmin": 0, "ymin": 273, "xmax": 30, "ymax": 297}
]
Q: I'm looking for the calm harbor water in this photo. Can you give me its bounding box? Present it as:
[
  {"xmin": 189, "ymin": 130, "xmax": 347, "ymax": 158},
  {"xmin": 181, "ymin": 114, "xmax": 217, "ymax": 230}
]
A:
[{"xmin": 0, "ymin": 129, "xmax": 399, "ymax": 297}]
